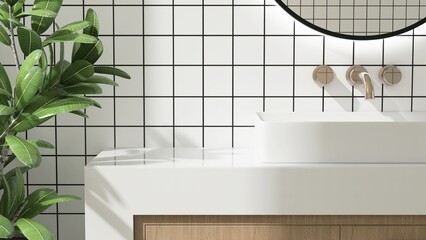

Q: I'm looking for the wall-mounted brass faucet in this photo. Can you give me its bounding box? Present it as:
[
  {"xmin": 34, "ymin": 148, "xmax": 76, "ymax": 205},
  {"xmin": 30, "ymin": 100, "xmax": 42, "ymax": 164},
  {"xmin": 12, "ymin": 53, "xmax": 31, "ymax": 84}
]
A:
[{"xmin": 346, "ymin": 65, "xmax": 375, "ymax": 100}]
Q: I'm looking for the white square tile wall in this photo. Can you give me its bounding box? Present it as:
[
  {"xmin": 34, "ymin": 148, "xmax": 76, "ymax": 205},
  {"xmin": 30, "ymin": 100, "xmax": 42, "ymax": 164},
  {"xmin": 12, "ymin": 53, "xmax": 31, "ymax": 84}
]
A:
[{"xmin": 11, "ymin": 0, "xmax": 426, "ymax": 239}]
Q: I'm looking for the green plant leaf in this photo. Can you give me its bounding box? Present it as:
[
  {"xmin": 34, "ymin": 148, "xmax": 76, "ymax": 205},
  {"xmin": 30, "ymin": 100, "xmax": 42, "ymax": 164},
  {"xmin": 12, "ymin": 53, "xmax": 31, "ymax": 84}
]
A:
[
  {"xmin": 17, "ymin": 26, "xmax": 42, "ymax": 56},
  {"xmin": 58, "ymin": 20, "xmax": 90, "ymax": 32},
  {"xmin": 94, "ymin": 66, "xmax": 131, "ymax": 79},
  {"xmin": 27, "ymin": 139, "xmax": 54, "ymax": 149},
  {"xmin": 0, "ymin": 63, "xmax": 12, "ymax": 95},
  {"xmin": 44, "ymin": 60, "xmax": 69, "ymax": 89},
  {"xmin": 0, "ymin": 214, "xmax": 14, "ymax": 238},
  {"xmin": 12, "ymin": 0, "xmax": 25, "ymax": 15},
  {"xmin": 15, "ymin": 67, "xmax": 44, "ymax": 111},
  {"xmin": 16, "ymin": 9, "xmax": 57, "ymax": 18},
  {"xmin": 60, "ymin": 60, "xmax": 94, "ymax": 85},
  {"xmin": 32, "ymin": 96, "xmax": 99, "ymax": 119},
  {"xmin": 37, "ymin": 195, "xmax": 80, "ymax": 206},
  {"xmin": 4, "ymin": 166, "xmax": 30, "ymax": 180},
  {"xmin": 0, "ymin": 88, "xmax": 12, "ymax": 97},
  {"xmin": 63, "ymin": 83, "xmax": 102, "ymax": 95},
  {"xmin": 5, "ymin": 0, "xmax": 19, "ymax": 6},
  {"xmin": 6, "ymin": 135, "xmax": 41, "ymax": 168},
  {"xmin": 83, "ymin": 8, "xmax": 98, "ymax": 37},
  {"xmin": 42, "ymin": 30, "xmax": 97, "ymax": 46},
  {"xmin": 16, "ymin": 218, "xmax": 53, "ymax": 240},
  {"xmin": 85, "ymin": 75, "xmax": 118, "ymax": 86},
  {"xmin": 0, "ymin": 176, "xmax": 11, "ymax": 216},
  {"xmin": 0, "ymin": 104, "xmax": 15, "ymax": 115},
  {"xmin": 18, "ymin": 188, "xmax": 56, "ymax": 219},
  {"xmin": 70, "ymin": 110, "xmax": 88, "ymax": 118},
  {"xmin": 8, "ymin": 168, "xmax": 24, "ymax": 218},
  {"xmin": 0, "ymin": 24, "xmax": 10, "ymax": 46},
  {"xmin": 31, "ymin": 0, "xmax": 63, "ymax": 34},
  {"xmin": 72, "ymin": 39, "xmax": 103, "ymax": 64},
  {"xmin": 16, "ymin": 49, "xmax": 44, "ymax": 85},
  {"xmin": 11, "ymin": 89, "xmax": 66, "ymax": 132}
]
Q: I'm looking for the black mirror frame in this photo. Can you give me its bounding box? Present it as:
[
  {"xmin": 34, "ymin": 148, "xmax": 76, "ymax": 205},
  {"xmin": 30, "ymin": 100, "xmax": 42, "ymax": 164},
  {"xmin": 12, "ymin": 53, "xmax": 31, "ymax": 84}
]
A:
[{"xmin": 275, "ymin": 0, "xmax": 426, "ymax": 40}]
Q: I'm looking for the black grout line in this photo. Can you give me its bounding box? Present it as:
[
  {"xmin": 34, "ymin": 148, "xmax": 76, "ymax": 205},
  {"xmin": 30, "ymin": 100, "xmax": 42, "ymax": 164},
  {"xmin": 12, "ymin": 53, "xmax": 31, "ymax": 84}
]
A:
[
  {"xmin": 113, "ymin": 0, "xmax": 117, "ymax": 149},
  {"xmin": 262, "ymin": 0, "xmax": 266, "ymax": 112},
  {"xmin": 172, "ymin": 1, "xmax": 176, "ymax": 148},
  {"xmin": 202, "ymin": 0, "xmax": 205, "ymax": 148},
  {"xmin": 231, "ymin": 0, "xmax": 235, "ymax": 147},
  {"xmin": 292, "ymin": 21, "xmax": 296, "ymax": 112},
  {"xmin": 143, "ymin": 0, "xmax": 146, "ymax": 148}
]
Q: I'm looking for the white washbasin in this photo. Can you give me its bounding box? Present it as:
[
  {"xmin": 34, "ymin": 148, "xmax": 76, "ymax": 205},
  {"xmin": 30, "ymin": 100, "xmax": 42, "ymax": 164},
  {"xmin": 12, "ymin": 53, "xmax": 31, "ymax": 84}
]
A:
[{"xmin": 255, "ymin": 112, "xmax": 426, "ymax": 163}]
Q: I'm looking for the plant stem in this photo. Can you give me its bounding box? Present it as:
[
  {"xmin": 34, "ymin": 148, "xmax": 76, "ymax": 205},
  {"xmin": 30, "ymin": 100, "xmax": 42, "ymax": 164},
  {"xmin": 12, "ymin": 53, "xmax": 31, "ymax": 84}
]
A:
[{"xmin": 8, "ymin": 6, "xmax": 20, "ymax": 73}]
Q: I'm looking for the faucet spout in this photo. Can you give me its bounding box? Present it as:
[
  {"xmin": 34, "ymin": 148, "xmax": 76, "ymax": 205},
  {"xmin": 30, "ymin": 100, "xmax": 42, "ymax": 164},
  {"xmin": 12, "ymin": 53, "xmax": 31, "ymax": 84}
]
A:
[
  {"xmin": 346, "ymin": 65, "xmax": 375, "ymax": 100},
  {"xmin": 359, "ymin": 72, "xmax": 375, "ymax": 100}
]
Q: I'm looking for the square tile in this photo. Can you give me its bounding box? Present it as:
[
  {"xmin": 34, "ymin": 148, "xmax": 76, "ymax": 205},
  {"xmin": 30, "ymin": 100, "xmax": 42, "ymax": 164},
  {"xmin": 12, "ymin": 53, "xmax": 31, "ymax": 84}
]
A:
[
  {"xmin": 57, "ymin": 127, "xmax": 85, "ymax": 155},
  {"xmin": 96, "ymin": 36, "xmax": 114, "ymax": 65},
  {"xmin": 325, "ymin": 36, "xmax": 354, "ymax": 65},
  {"xmin": 58, "ymin": 157, "xmax": 85, "ymax": 184},
  {"xmin": 265, "ymin": 66, "xmax": 293, "ymax": 96},
  {"xmin": 175, "ymin": 37, "xmax": 203, "ymax": 64},
  {"xmin": 86, "ymin": 127, "xmax": 115, "ymax": 155},
  {"xmin": 145, "ymin": 37, "xmax": 173, "ymax": 64},
  {"xmin": 234, "ymin": 98, "xmax": 263, "ymax": 125},
  {"xmin": 86, "ymin": 98, "xmax": 114, "ymax": 126},
  {"xmin": 145, "ymin": 66, "xmax": 173, "ymax": 96},
  {"xmin": 115, "ymin": 6, "xmax": 143, "ymax": 35},
  {"xmin": 175, "ymin": 6, "xmax": 202, "ymax": 34},
  {"xmin": 265, "ymin": 98, "xmax": 293, "ymax": 112},
  {"xmin": 384, "ymin": 36, "xmax": 413, "ymax": 65},
  {"xmin": 204, "ymin": 6, "xmax": 233, "ymax": 35},
  {"xmin": 204, "ymin": 37, "xmax": 232, "ymax": 64},
  {"xmin": 414, "ymin": 36, "xmax": 426, "ymax": 64},
  {"xmin": 34, "ymin": 215, "xmax": 57, "ymax": 240},
  {"xmin": 115, "ymin": 67, "xmax": 144, "ymax": 96},
  {"xmin": 145, "ymin": 127, "xmax": 173, "ymax": 147},
  {"xmin": 28, "ymin": 157, "xmax": 56, "ymax": 184},
  {"xmin": 294, "ymin": 98, "xmax": 323, "ymax": 112},
  {"xmin": 265, "ymin": 37, "xmax": 293, "ymax": 64},
  {"xmin": 354, "ymin": 39, "xmax": 383, "ymax": 64},
  {"xmin": 383, "ymin": 98, "xmax": 412, "ymax": 111},
  {"xmin": 145, "ymin": 98, "xmax": 173, "ymax": 125},
  {"xmin": 234, "ymin": 37, "xmax": 264, "ymax": 64},
  {"xmin": 175, "ymin": 67, "xmax": 202, "ymax": 96},
  {"xmin": 204, "ymin": 67, "xmax": 233, "ymax": 96},
  {"xmin": 58, "ymin": 186, "xmax": 84, "ymax": 213},
  {"xmin": 175, "ymin": 127, "xmax": 202, "ymax": 147},
  {"xmin": 234, "ymin": 6, "xmax": 264, "ymax": 34},
  {"xmin": 116, "ymin": 98, "xmax": 144, "ymax": 125},
  {"xmin": 115, "ymin": 37, "xmax": 143, "ymax": 64},
  {"xmin": 204, "ymin": 127, "xmax": 232, "ymax": 148},
  {"xmin": 27, "ymin": 127, "xmax": 55, "ymax": 155},
  {"xmin": 175, "ymin": 98, "xmax": 203, "ymax": 125},
  {"xmin": 144, "ymin": 6, "xmax": 173, "ymax": 34},
  {"xmin": 116, "ymin": 127, "xmax": 144, "ymax": 148},
  {"xmin": 204, "ymin": 98, "xmax": 232, "ymax": 125},
  {"xmin": 58, "ymin": 215, "xmax": 85, "ymax": 240},
  {"xmin": 295, "ymin": 36, "xmax": 324, "ymax": 65},
  {"xmin": 265, "ymin": 5, "xmax": 294, "ymax": 35},
  {"xmin": 294, "ymin": 66, "xmax": 323, "ymax": 96},
  {"xmin": 324, "ymin": 98, "xmax": 353, "ymax": 112},
  {"xmin": 414, "ymin": 66, "xmax": 426, "ymax": 96},
  {"xmin": 234, "ymin": 127, "xmax": 255, "ymax": 148},
  {"xmin": 234, "ymin": 67, "xmax": 263, "ymax": 96}
]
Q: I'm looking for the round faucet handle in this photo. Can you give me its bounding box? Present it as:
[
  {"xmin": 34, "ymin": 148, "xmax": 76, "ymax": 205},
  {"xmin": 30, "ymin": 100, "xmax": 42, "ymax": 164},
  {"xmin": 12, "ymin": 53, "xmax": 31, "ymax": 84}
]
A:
[
  {"xmin": 346, "ymin": 65, "xmax": 368, "ymax": 86},
  {"xmin": 313, "ymin": 65, "xmax": 334, "ymax": 86},
  {"xmin": 379, "ymin": 65, "xmax": 402, "ymax": 86}
]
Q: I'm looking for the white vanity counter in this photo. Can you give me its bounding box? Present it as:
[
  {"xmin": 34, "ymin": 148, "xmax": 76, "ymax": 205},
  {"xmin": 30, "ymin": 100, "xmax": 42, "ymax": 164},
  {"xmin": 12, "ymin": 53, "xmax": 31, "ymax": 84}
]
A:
[{"xmin": 85, "ymin": 148, "xmax": 426, "ymax": 240}]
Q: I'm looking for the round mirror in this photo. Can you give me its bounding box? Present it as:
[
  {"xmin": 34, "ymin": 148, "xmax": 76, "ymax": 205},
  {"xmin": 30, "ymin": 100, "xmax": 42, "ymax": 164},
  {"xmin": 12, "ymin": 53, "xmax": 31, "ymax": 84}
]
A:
[{"xmin": 275, "ymin": 0, "xmax": 426, "ymax": 40}]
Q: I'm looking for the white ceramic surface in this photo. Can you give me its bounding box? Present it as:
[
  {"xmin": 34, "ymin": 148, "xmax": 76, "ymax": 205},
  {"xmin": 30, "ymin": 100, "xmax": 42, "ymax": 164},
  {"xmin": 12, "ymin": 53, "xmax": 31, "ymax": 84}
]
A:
[
  {"xmin": 255, "ymin": 112, "xmax": 426, "ymax": 163},
  {"xmin": 86, "ymin": 148, "xmax": 426, "ymax": 240}
]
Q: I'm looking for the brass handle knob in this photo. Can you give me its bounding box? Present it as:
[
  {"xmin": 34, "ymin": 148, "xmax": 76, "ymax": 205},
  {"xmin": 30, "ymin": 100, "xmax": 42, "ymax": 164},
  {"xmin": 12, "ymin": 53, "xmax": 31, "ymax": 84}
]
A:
[
  {"xmin": 379, "ymin": 65, "xmax": 402, "ymax": 86},
  {"xmin": 313, "ymin": 65, "xmax": 334, "ymax": 86}
]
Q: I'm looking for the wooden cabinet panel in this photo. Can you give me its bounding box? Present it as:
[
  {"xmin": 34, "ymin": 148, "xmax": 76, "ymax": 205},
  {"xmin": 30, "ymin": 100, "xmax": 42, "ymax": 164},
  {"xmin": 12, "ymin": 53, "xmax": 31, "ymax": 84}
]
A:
[
  {"xmin": 145, "ymin": 225, "xmax": 339, "ymax": 240},
  {"xmin": 342, "ymin": 226, "xmax": 426, "ymax": 240}
]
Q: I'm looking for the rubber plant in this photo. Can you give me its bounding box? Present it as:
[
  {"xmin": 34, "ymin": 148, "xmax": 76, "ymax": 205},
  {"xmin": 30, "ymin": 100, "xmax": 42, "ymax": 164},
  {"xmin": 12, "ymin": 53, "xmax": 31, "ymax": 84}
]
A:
[{"xmin": 0, "ymin": 0, "xmax": 130, "ymax": 239}]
